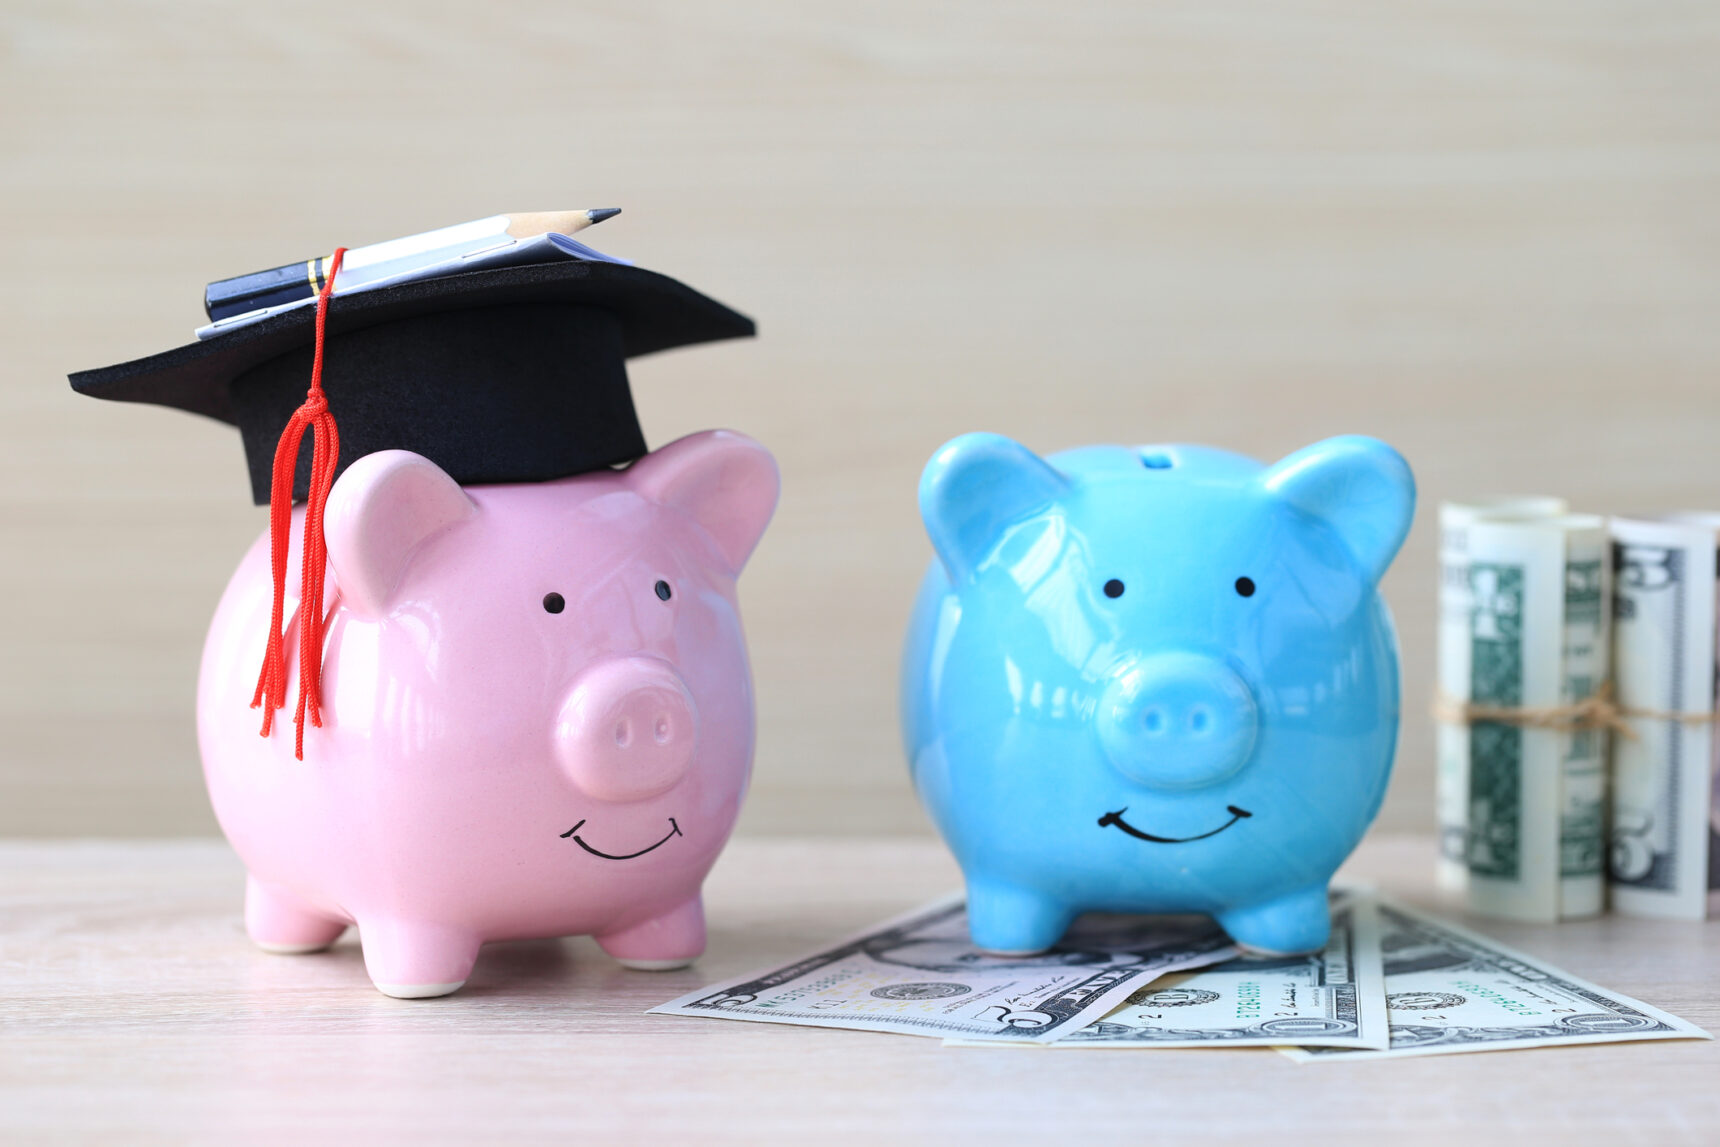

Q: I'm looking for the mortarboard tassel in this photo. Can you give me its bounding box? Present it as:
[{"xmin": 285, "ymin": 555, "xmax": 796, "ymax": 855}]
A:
[{"xmin": 250, "ymin": 247, "xmax": 347, "ymax": 760}]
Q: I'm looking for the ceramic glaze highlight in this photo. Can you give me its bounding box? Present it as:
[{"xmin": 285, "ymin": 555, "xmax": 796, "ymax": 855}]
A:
[
  {"xmin": 199, "ymin": 430, "xmax": 778, "ymax": 998},
  {"xmin": 902, "ymin": 434, "xmax": 1415, "ymax": 955}
]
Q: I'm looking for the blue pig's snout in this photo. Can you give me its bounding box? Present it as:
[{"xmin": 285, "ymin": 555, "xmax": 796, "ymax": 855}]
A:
[{"xmin": 1097, "ymin": 653, "xmax": 1258, "ymax": 790}]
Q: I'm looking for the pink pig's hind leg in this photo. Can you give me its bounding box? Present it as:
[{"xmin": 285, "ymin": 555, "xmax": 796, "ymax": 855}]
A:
[
  {"xmin": 595, "ymin": 895, "xmax": 705, "ymax": 971},
  {"xmin": 245, "ymin": 876, "xmax": 348, "ymax": 954},
  {"xmin": 357, "ymin": 918, "xmax": 483, "ymax": 999}
]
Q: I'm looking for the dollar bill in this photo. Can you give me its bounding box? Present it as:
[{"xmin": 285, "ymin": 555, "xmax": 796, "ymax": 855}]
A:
[
  {"xmin": 1438, "ymin": 499, "xmax": 1568, "ymax": 894},
  {"xmin": 1281, "ymin": 898, "xmax": 1710, "ymax": 1060},
  {"xmin": 944, "ymin": 895, "xmax": 1389, "ymax": 1050},
  {"xmin": 1462, "ymin": 514, "xmax": 1610, "ymax": 921},
  {"xmin": 647, "ymin": 895, "xmax": 1238, "ymax": 1043},
  {"xmin": 1610, "ymin": 515, "xmax": 1720, "ymax": 920}
]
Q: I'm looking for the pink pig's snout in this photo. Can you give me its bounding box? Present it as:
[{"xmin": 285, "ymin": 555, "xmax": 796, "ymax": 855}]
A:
[
  {"xmin": 555, "ymin": 657, "xmax": 699, "ymax": 802},
  {"xmin": 1097, "ymin": 652, "xmax": 1259, "ymax": 791}
]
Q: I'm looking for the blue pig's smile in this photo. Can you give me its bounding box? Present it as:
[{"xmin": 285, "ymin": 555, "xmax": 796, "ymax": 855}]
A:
[{"xmin": 1097, "ymin": 805, "xmax": 1252, "ymax": 844}]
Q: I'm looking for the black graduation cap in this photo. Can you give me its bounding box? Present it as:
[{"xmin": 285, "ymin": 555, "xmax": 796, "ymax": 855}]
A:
[{"xmin": 67, "ymin": 258, "xmax": 755, "ymax": 503}]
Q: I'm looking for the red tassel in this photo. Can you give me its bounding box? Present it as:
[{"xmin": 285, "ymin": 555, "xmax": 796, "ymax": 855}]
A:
[{"xmin": 251, "ymin": 247, "xmax": 348, "ymax": 759}]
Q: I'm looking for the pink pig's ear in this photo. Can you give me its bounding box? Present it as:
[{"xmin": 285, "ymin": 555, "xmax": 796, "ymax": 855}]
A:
[
  {"xmin": 630, "ymin": 430, "xmax": 780, "ymax": 573},
  {"xmin": 324, "ymin": 450, "xmax": 476, "ymax": 618}
]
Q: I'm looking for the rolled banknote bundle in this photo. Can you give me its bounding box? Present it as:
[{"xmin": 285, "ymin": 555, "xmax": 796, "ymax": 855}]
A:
[
  {"xmin": 1436, "ymin": 498, "xmax": 1568, "ymax": 893},
  {"xmin": 1435, "ymin": 510, "xmax": 1610, "ymax": 922},
  {"xmin": 1609, "ymin": 514, "xmax": 1720, "ymax": 920}
]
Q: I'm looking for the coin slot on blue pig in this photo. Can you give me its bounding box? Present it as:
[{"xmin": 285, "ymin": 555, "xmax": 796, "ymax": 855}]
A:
[{"xmin": 901, "ymin": 434, "xmax": 1415, "ymax": 956}]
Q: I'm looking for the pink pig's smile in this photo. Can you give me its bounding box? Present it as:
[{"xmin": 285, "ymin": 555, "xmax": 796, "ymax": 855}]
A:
[
  {"xmin": 1097, "ymin": 806, "xmax": 1252, "ymax": 844},
  {"xmin": 560, "ymin": 817, "xmax": 683, "ymax": 860}
]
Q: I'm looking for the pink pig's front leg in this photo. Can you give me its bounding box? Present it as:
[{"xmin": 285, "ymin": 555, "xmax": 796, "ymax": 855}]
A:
[
  {"xmin": 594, "ymin": 895, "xmax": 705, "ymax": 970},
  {"xmin": 357, "ymin": 918, "xmax": 483, "ymax": 999}
]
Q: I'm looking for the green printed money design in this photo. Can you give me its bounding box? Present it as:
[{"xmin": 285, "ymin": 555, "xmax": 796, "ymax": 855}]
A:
[
  {"xmin": 1560, "ymin": 559, "xmax": 1606, "ymax": 879},
  {"xmin": 1467, "ymin": 564, "xmax": 1524, "ymax": 879}
]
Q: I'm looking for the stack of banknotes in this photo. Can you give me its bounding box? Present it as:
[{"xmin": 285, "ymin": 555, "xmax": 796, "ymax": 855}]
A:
[
  {"xmin": 650, "ymin": 893, "xmax": 1708, "ymax": 1057},
  {"xmin": 1437, "ymin": 500, "xmax": 1720, "ymax": 922}
]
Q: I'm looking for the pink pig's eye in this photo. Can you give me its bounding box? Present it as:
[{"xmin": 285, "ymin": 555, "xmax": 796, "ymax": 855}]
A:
[
  {"xmin": 654, "ymin": 580, "xmax": 673, "ymax": 602},
  {"xmin": 543, "ymin": 593, "xmax": 566, "ymax": 614}
]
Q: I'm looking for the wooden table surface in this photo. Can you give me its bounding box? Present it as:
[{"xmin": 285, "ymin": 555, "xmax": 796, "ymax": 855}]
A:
[{"xmin": 2, "ymin": 834, "xmax": 1715, "ymax": 1145}]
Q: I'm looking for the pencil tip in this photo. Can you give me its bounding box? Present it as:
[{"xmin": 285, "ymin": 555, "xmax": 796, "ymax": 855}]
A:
[{"xmin": 587, "ymin": 208, "xmax": 622, "ymax": 224}]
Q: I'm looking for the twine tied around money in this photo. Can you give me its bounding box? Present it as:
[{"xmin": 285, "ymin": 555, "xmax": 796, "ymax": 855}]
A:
[{"xmin": 1432, "ymin": 680, "xmax": 1715, "ymax": 741}]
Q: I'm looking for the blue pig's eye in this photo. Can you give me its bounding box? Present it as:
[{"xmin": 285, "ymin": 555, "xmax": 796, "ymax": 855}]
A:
[
  {"xmin": 1103, "ymin": 579, "xmax": 1125, "ymax": 599},
  {"xmin": 654, "ymin": 580, "xmax": 673, "ymax": 602},
  {"xmin": 1235, "ymin": 577, "xmax": 1256, "ymax": 597}
]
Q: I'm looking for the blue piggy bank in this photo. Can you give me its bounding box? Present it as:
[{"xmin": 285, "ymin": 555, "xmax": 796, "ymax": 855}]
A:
[{"xmin": 902, "ymin": 434, "xmax": 1415, "ymax": 955}]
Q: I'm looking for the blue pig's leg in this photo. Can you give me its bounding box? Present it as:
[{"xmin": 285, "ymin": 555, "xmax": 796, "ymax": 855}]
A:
[
  {"xmin": 966, "ymin": 879, "xmax": 1074, "ymax": 955},
  {"xmin": 1215, "ymin": 884, "xmax": 1331, "ymax": 955}
]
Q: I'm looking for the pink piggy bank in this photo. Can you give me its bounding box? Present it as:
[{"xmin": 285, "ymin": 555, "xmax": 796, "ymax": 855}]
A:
[{"xmin": 197, "ymin": 429, "xmax": 779, "ymax": 998}]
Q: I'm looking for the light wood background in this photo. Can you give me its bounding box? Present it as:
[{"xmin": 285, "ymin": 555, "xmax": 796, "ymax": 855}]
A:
[{"xmin": 2, "ymin": 0, "xmax": 1717, "ymax": 836}]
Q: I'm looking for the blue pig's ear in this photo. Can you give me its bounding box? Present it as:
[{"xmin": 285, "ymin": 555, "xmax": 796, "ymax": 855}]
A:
[
  {"xmin": 920, "ymin": 433, "xmax": 1070, "ymax": 583},
  {"xmin": 1258, "ymin": 436, "xmax": 1416, "ymax": 584}
]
